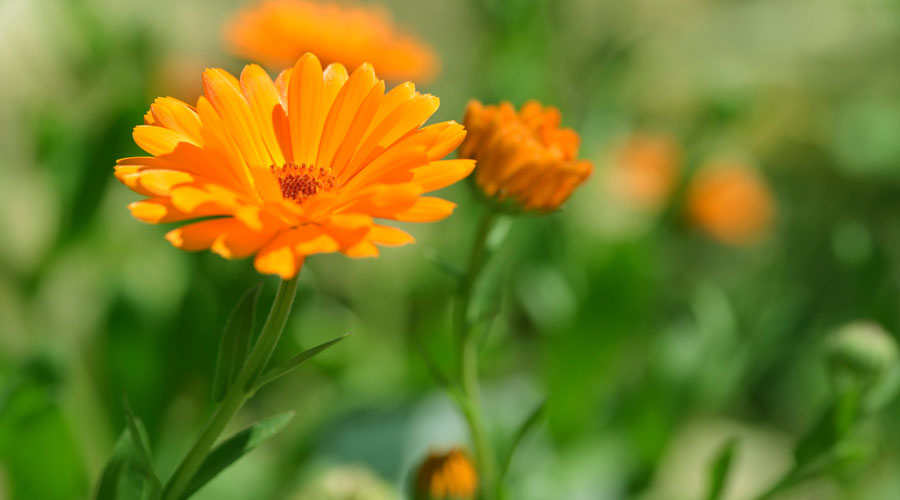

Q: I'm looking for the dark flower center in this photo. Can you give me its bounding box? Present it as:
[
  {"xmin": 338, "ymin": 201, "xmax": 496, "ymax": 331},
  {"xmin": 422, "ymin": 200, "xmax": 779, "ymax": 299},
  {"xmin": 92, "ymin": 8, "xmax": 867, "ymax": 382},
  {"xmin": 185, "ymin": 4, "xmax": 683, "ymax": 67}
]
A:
[{"xmin": 270, "ymin": 162, "xmax": 336, "ymax": 204}]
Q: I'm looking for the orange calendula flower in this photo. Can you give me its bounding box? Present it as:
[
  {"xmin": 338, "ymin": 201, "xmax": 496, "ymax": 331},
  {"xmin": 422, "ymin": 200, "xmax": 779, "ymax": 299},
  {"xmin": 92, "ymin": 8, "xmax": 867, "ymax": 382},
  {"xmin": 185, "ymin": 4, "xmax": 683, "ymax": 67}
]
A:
[
  {"xmin": 225, "ymin": 0, "xmax": 439, "ymax": 83},
  {"xmin": 686, "ymin": 160, "xmax": 774, "ymax": 246},
  {"xmin": 413, "ymin": 448, "xmax": 478, "ymax": 500},
  {"xmin": 116, "ymin": 53, "xmax": 474, "ymax": 278},
  {"xmin": 611, "ymin": 134, "xmax": 682, "ymax": 212},
  {"xmin": 460, "ymin": 100, "xmax": 592, "ymax": 213}
]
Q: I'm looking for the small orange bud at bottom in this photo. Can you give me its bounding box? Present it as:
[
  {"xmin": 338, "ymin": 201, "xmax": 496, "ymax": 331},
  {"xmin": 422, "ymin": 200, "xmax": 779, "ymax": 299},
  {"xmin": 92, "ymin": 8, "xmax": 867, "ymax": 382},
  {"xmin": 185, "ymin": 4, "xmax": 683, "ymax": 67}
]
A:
[{"xmin": 413, "ymin": 448, "xmax": 478, "ymax": 500}]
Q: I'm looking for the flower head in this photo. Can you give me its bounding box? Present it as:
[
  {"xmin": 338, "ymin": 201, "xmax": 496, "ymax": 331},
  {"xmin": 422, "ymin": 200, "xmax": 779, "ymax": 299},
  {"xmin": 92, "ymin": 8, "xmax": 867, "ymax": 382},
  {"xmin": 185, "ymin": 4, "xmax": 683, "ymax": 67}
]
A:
[
  {"xmin": 413, "ymin": 448, "xmax": 478, "ymax": 500},
  {"xmin": 460, "ymin": 100, "xmax": 592, "ymax": 213},
  {"xmin": 686, "ymin": 160, "xmax": 774, "ymax": 246},
  {"xmin": 225, "ymin": 0, "xmax": 438, "ymax": 82},
  {"xmin": 116, "ymin": 53, "xmax": 473, "ymax": 278},
  {"xmin": 611, "ymin": 134, "xmax": 681, "ymax": 212}
]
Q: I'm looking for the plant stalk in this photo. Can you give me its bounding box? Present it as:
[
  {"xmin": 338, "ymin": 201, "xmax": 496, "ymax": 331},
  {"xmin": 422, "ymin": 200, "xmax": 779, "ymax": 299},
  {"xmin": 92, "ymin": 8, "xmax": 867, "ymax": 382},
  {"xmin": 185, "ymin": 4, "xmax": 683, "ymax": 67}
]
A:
[
  {"xmin": 162, "ymin": 275, "xmax": 300, "ymax": 500},
  {"xmin": 454, "ymin": 209, "xmax": 499, "ymax": 499}
]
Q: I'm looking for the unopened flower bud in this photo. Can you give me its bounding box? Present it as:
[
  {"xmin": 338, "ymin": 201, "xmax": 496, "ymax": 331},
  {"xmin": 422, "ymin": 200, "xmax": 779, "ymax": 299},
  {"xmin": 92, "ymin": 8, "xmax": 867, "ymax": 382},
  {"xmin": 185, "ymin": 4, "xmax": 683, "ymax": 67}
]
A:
[
  {"xmin": 827, "ymin": 321, "xmax": 899, "ymax": 381},
  {"xmin": 413, "ymin": 448, "xmax": 478, "ymax": 500}
]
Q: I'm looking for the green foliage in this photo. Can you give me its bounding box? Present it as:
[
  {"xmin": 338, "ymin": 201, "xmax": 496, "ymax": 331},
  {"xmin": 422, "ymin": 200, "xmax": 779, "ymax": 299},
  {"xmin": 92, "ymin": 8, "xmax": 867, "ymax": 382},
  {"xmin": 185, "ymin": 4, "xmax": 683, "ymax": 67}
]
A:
[
  {"xmin": 212, "ymin": 283, "xmax": 263, "ymax": 402},
  {"xmin": 179, "ymin": 411, "xmax": 295, "ymax": 499},
  {"xmin": 705, "ymin": 438, "xmax": 737, "ymax": 500},
  {"xmin": 252, "ymin": 333, "xmax": 351, "ymax": 391}
]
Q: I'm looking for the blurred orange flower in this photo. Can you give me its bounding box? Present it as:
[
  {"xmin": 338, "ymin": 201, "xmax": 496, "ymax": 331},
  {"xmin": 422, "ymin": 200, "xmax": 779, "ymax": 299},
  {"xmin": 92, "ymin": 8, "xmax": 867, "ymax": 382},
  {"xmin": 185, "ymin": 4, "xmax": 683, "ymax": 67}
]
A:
[
  {"xmin": 611, "ymin": 134, "xmax": 682, "ymax": 212},
  {"xmin": 413, "ymin": 448, "xmax": 478, "ymax": 500},
  {"xmin": 225, "ymin": 0, "xmax": 439, "ymax": 83},
  {"xmin": 460, "ymin": 100, "xmax": 592, "ymax": 212},
  {"xmin": 686, "ymin": 160, "xmax": 774, "ymax": 245},
  {"xmin": 116, "ymin": 53, "xmax": 473, "ymax": 278}
]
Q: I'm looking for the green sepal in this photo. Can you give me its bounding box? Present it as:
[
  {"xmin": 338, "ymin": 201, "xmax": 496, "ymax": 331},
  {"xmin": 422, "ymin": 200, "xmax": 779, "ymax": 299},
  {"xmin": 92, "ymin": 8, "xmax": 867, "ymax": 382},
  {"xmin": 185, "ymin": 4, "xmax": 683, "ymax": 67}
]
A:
[{"xmin": 212, "ymin": 283, "xmax": 263, "ymax": 402}]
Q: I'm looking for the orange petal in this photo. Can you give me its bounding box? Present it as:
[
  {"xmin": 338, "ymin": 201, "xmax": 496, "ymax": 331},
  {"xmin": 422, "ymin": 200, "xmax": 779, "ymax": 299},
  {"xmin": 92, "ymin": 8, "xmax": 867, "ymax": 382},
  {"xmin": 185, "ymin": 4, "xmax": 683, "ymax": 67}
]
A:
[
  {"xmin": 133, "ymin": 170, "xmax": 197, "ymax": 197},
  {"xmin": 339, "ymin": 143, "xmax": 430, "ymax": 195},
  {"xmin": 409, "ymin": 159, "xmax": 475, "ymax": 192},
  {"xmin": 330, "ymin": 80, "xmax": 385, "ymax": 179},
  {"xmin": 255, "ymin": 231, "xmax": 303, "ymax": 278},
  {"xmin": 345, "ymin": 93, "xmax": 440, "ymax": 178},
  {"xmin": 196, "ymin": 97, "xmax": 258, "ymax": 197},
  {"xmin": 203, "ymin": 68, "xmax": 272, "ymax": 168},
  {"xmin": 210, "ymin": 222, "xmax": 280, "ymax": 259},
  {"xmin": 165, "ymin": 218, "xmax": 236, "ymax": 251},
  {"xmin": 133, "ymin": 126, "xmax": 184, "ymax": 156},
  {"xmin": 367, "ymin": 82, "xmax": 416, "ymax": 138},
  {"xmin": 389, "ymin": 197, "xmax": 457, "ymax": 222},
  {"xmin": 288, "ymin": 53, "xmax": 324, "ymax": 165},
  {"xmin": 369, "ymin": 225, "xmax": 415, "ymax": 246},
  {"xmin": 344, "ymin": 239, "xmax": 379, "ymax": 258},
  {"xmin": 239, "ymin": 64, "xmax": 286, "ymax": 167},
  {"xmin": 128, "ymin": 198, "xmax": 223, "ymax": 223},
  {"xmin": 169, "ymin": 185, "xmax": 234, "ymax": 214},
  {"xmin": 317, "ymin": 63, "xmax": 379, "ymax": 170},
  {"xmin": 321, "ymin": 63, "xmax": 350, "ymax": 122},
  {"xmin": 149, "ymin": 97, "xmax": 203, "ymax": 145}
]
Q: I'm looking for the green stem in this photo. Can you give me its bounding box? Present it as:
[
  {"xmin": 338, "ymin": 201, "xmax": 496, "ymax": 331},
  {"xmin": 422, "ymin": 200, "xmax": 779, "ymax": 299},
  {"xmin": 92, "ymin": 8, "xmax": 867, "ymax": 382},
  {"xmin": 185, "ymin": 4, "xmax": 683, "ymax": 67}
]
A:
[
  {"xmin": 162, "ymin": 275, "xmax": 300, "ymax": 500},
  {"xmin": 454, "ymin": 209, "xmax": 499, "ymax": 499}
]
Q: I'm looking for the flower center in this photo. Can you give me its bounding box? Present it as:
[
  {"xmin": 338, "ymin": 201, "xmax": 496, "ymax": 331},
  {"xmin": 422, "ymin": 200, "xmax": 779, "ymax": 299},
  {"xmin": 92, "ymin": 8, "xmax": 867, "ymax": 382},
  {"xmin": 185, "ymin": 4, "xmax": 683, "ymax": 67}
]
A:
[{"xmin": 270, "ymin": 162, "xmax": 336, "ymax": 204}]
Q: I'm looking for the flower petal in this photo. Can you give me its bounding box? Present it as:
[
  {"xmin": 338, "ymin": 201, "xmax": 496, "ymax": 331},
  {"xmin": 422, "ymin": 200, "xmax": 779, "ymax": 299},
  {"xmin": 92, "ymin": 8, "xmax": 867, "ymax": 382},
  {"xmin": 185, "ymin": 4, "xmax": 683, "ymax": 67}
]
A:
[{"xmin": 288, "ymin": 53, "xmax": 324, "ymax": 165}]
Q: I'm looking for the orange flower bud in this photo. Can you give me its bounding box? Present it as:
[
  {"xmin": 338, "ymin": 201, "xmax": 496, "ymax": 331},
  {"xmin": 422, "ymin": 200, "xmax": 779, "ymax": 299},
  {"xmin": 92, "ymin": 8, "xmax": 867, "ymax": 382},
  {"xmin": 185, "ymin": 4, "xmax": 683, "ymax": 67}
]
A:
[{"xmin": 413, "ymin": 448, "xmax": 478, "ymax": 500}]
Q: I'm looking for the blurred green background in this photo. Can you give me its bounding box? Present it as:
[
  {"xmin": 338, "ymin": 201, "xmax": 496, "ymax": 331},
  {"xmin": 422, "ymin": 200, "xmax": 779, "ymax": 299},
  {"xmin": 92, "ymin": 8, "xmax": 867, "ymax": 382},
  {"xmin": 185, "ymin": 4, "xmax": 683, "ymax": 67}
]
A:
[{"xmin": 3, "ymin": 0, "xmax": 900, "ymax": 498}]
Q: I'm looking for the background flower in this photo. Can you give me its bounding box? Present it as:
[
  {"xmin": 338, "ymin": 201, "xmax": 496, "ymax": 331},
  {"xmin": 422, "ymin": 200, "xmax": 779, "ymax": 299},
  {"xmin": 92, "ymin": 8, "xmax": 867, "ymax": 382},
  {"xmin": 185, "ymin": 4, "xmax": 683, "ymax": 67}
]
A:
[
  {"xmin": 685, "ymin": 160, "xmax": 774, "ymax": 246},
  {"xmin": 225, "ymin": 0, "xmax": 439, "ymax": 82}
]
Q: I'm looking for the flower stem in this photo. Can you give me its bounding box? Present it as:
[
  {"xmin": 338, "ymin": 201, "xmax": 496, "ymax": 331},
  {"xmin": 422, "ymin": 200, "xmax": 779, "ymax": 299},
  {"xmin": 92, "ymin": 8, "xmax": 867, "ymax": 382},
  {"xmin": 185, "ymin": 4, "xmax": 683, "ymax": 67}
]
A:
[
  {"xmin": 162, "ymin": 275, "xmax": 300, "ymax": 500},
  {"xmin": 454, "ymin": 209, "xmax": 499, "ymax": 499}
]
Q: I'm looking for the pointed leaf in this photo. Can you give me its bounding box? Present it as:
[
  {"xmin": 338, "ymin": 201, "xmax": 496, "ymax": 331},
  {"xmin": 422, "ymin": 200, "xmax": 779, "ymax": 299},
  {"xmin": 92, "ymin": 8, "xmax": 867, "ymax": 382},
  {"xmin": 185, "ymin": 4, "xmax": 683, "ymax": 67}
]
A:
[
  {"xmin": 795, "ymin": 385, "xmax": 861, "ymax": 466},
  {"xmin": 212, "ymin": 283, "xmax": 263, "ymax": 401},
  {"xmin": 95, "ymin": 431, "xmax": 133, "ymax": 500},
  {"xmin": 705, "ymin": 438, "xmax": 738, "ymax": 500},
  {"xmin": 500, "ymin": 400, "xmax": 546, "ymax": 479},
  {"xmin": 180, "ymin": 411, "xmax": 295, "ymax": 499},
  {"xmin": 422, "ymin": 248, "xmax": 464, "ymax": 279},
  {"xmin": 253, "ymin": 333, "xmax": 350, "ymax": 391},
  {"xmin": 122, "ymin": 395, "xmax": 161, "ymax": 495},
  {"xmin": 94, "ymin": 429, "xmax": 155, "ymax": 500}
]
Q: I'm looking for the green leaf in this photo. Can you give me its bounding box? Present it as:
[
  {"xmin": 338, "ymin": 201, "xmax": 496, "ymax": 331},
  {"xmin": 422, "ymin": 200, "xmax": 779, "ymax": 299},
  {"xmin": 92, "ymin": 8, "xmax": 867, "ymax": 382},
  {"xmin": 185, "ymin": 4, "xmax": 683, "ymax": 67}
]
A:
[
  {"xmin": 180, "ymin": 411, "xmax": 295, "ymax": 499},
  {"xmin": 122, "ymin": 396, "xmax": 161, "ymax": 497},
  {"xmin": 212, "ymin": 283, "xmax": 263, "ymax": 402},
  {"xmin": 95, "ymin": 431, "xmax": 132, "ymax": 500},
  {"xmin": 421, "ymin": 248, "xmax": 464, "ymax": 279},
  {"xmin": 794, "ymin": 384, "xmax": 861, "ymax": 466},
  {"xmin": 499, "ymin": 400, "xmax": 545, "ymax": 479},
  {"xmin": 705, "ymin": 438, "xmax": 738, "ymax": 500},
  {"xmin": 253, "ymin": 333, "xmax": 350, "ymax": 391},
  {"xmin": 94, "ymin": 429, "xmax": 156, "ymax": 500}
]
